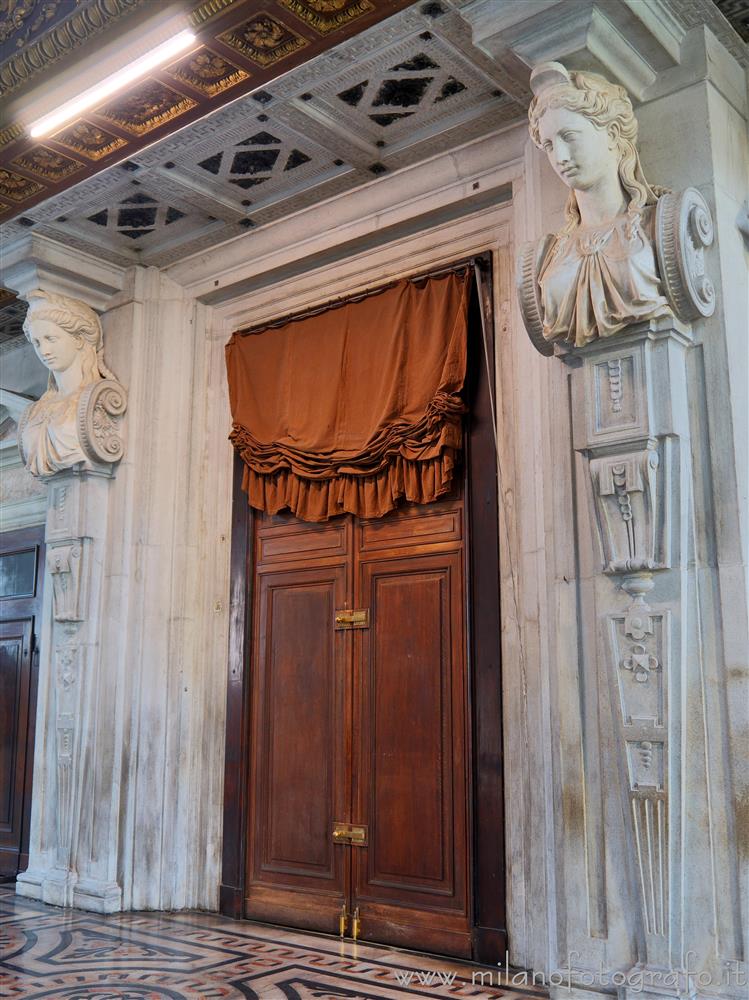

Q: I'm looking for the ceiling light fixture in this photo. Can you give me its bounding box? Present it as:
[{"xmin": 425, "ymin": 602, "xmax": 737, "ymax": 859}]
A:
[{"xmin": 28, "ymin": 29, "xmax": 198, "ymax": 139}]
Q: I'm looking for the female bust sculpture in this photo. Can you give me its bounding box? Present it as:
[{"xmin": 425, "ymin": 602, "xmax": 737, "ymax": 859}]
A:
[
  {"xmin": 18, "ymin": 290, "xmax": 126, "ymax": 477},
  {"xmin": 517, "ymin": 62, "xmax": 715, "ymax": 352}
]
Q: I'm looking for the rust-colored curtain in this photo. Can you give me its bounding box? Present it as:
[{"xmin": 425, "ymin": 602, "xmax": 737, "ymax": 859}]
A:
[{"xmin": 225, "ymin": 270, "xmax": 471, "ymax": 522}]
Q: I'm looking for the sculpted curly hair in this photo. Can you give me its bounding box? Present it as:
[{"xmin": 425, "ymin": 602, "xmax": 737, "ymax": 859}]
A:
[
  {"xmin": 23, "ymin": 290, "xmax": 116, "ymax": 391},
  {"xmin": 528, "ymin": 67, "xmax": 664, "ymax": 232}
]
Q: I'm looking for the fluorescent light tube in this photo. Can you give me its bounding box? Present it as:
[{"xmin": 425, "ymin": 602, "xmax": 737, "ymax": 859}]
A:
[{"xmin": 28, "ymin": 29, "xmax": 197, "ymax": 139}]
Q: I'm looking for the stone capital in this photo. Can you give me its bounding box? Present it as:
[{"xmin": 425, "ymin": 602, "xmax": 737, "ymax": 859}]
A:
[
  {"xmin": 1, "ymin": 231, "xmax": 125, "ymax": 313},
  {"xmin": 459, "ymin": 0, "xmax": 684, "ymax": 99}
]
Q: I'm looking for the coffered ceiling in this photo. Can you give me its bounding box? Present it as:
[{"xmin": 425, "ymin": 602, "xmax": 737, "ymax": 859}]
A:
[
  {"xmin": 0, "ymin": 1, "xmax": 420, "ymax": 223},
  {"xmin": 0, "ymin": 0, "xmax": 747, "ymax": 356},
  {"xmin": 0, "ymin": 1, "xmax": 527, "ymax": 272}
]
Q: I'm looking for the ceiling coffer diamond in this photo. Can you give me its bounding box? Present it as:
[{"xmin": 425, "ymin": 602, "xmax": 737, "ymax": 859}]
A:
[
  {"xmin": 83, "ymin": 192, "xmax": 193, "ymax": 242},
  {"xmin": 389, "ymin": 53, "xmax": 439, "ymax": 71},
  {"xmin": 192, "ymin": 129, "xmax": 317, "ymax": 193},
  {"xmin": 330, "ymin": 48, "xmax": 467, "ymax": 129},
  {"xmin": 372, "ymin": 76, "xmax": 432, "ymax": 107},
  {"xmin": 231, "ymin": 149, "xmax": 281, "ymax": 175}
]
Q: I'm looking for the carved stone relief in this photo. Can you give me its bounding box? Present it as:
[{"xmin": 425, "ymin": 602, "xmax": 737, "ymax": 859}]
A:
[
  {"xmin": 590, "ymin": 446, "xmax": 661, "ymax": 575},
  {"xmin": 54, "ymin": 628, "xmax": 83, "ymax": 873},
  {"xmin": 17, "ymin": 290, "xmax": 126, "ymax": 478},
  {"xmin": 516, "ymin": 62, "xmax": 715, "ymax": 352},
  {"xmin": 47, "ymin": 541, "xmax": 88, "ymax": 622}
]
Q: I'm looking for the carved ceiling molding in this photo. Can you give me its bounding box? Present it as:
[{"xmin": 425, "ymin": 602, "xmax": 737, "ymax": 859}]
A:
[
  {"xmin": 0, "ymin": 0, "xmax": 147, "ymax": 98},
  {"xmin": 0, "ymin": 0, "xmax": 414, "ymax": 223},
  {"xmin": 714, "ymin": 0, "xmax": 749, "ymax": 42},
  {"xmin": 662, "ymin": 0, "xmax": 749, "ymax": 61}
]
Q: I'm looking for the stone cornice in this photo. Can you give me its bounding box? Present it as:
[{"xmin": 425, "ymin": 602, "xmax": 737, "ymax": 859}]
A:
[{"xmin": 1, "ymin": 232, "xmax": 126, "ymax": 311}]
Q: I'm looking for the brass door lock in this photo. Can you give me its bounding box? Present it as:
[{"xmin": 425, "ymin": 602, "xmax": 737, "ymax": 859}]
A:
[
  {"xmin": 332, "ymin": 822, "xmax": 368, "ymax": 846},
  {"xmin": 334, "ymin": 609, "xmax": 369, "ymax": 630}
]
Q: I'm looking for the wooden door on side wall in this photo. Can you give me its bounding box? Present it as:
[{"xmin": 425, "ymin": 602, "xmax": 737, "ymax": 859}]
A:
[
  {"xmin": 244, "ymin": 495, "xmax": 470, "ymax": 957},
  {"xmin": 0, "ymin": 526, "xmax": 45, "ymax": 879}
]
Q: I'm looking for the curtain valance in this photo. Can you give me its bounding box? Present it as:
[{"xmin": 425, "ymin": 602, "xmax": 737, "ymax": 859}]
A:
[{"xmin": 225, "ymin": 270, "xmax": 471, "ymax": 522}]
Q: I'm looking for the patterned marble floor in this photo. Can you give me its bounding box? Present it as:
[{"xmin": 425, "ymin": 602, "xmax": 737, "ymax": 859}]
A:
[{"xmin": 0, "ymin": 884, "xmax": 549, "ymax": 1000}]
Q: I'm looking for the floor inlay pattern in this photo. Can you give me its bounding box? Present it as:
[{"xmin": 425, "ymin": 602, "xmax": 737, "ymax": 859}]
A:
[{"xmin": 0, "ymin": 886, "xmax": 548, "ymax": 999}]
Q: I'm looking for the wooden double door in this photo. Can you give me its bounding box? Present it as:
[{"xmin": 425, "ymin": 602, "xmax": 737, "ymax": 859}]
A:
[
  {"xmin": 244, "ymin": 494, "xmax": 471, "ymax": 957},
  {"xmin": 0, "ymin": 526, "xmax": 44, "ymax": 879}
]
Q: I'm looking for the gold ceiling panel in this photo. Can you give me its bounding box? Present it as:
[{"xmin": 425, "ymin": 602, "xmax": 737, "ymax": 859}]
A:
[
  {"xmin": 0, "ymin": 168, "xmax": 45, "ymax": 203},
  {"xmin": 0, "ymin": 124, "xmax": 25, "ymax": 152},
  {"xmin": 10, "ymin": 146, "xmax": 85, "ymax": 183},
  {"xmin": 164, "ymin": 47, "xmax": 251, "ymax": 98},
  {"xmin": 280, "ymin": 0, "xmax": 375, "ymax": 35},
  {"xmin": 97, "ymin": 80, "xmax": 199, "ymax": 136},
  {"xmin": 219, "ymin": 12, "xmax": 308, "ymax": 67},
  {"xmin": 52, "ymin": 121, "xmax": 129, "ymax": 162}
]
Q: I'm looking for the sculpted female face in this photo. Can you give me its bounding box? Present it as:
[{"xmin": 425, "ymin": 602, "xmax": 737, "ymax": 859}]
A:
[
  {"xmin": 28, "ymin": 318, "xmax": 81, "ymax": 374},
  {"xmin": 537, "ymin": 105, "xmax": 620, "ymax": 191}
]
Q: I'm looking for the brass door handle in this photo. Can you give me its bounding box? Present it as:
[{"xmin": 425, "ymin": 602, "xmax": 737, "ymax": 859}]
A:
[{"xmin": 339, "ymin": 902, "xmax": 348, "ymax": 938}]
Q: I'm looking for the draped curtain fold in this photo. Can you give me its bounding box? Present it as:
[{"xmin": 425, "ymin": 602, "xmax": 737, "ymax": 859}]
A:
[{"xmin": 225, "ymin": 270, "xmax": 471, "ymax": 522}]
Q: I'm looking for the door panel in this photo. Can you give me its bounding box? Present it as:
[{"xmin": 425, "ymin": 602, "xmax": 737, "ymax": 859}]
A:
[
  {"xmin": 244, "ymin": 498, "xmax": 470, "ymax": 953},
  {"xmin": 245, "ymin": 561, "xmax": 351, "ymax": 932},
  {"xmin": 0, "ymin": 618, "xmax": 33, "ymax": 875},
  {"xmin": 353, "ymin": 552, "xmax": 470, "ymax": 955}
]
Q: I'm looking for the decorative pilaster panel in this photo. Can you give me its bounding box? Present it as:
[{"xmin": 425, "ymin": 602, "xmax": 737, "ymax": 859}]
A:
[
  {"xmin": 610, "ymin": 600, "xmax": 671, "ymax": 947},
  {"xmin": 565, "ymin": 317, "xmax": 704, "ymax": 997},
  {"xmin": 590, "ymin": 446, "xmax": 661, "ymax": 574},
  {"xmin": 15, "ymin": 468, "xmax": 122, "ymax": 913}
]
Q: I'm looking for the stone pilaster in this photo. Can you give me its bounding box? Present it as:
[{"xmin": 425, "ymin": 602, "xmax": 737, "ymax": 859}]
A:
[
  {"xmin": 563, "ymin": 316, "xmax": 710, "ymax": 998},
  {"xmin": 4, "ymin": 238, "xmax": 128, "ymax": 913},
  {"xmin": 17, "ymin": 470, "xmax": 122, "ymax": 912}
]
